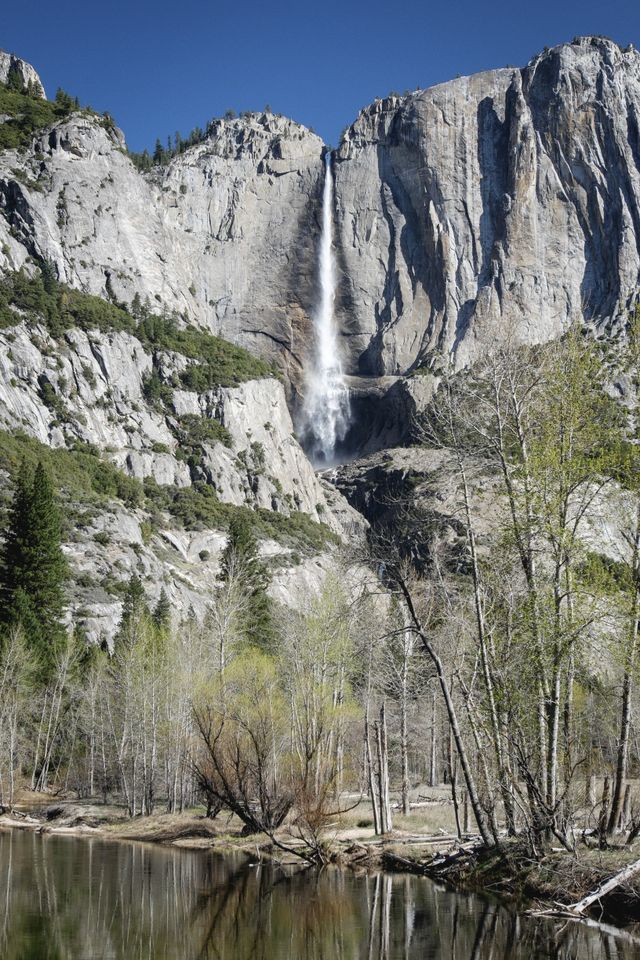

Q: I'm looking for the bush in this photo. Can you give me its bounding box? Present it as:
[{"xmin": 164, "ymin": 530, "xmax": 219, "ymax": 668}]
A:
[
  {"xmin": 0, "ymin": 269, "xmax": 136, "ymax": 337},
  {"xmin": 141, "ymin": 369, "xmax": 173, "ymax": 408},
  {"xmin": 136, "ymin": 313, "xmax": 274, "ymax": 388},
  {"xmin": 172, "ymin": 413, "xmax": 232, "ymax": 451}
]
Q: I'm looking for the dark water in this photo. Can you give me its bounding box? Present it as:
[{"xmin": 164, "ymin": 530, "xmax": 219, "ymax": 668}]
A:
[{"xmin": 0, "ymin": 829, "xmax": 637, "ymax": 959}]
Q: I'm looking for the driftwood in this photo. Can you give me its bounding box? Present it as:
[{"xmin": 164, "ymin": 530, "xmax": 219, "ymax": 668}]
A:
[
  {"xmin": 530, "ymin": 857, "xmax": 640, "ymax": 920},
  {"xmin": 566, "ymin": 858, "xmax": 640, "ymax": 916}
]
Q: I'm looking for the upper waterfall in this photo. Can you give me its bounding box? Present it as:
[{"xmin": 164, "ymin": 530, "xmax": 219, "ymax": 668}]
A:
[{"xmin": 300, "ymin": 153, "xmax": 350, "ymax": 465}]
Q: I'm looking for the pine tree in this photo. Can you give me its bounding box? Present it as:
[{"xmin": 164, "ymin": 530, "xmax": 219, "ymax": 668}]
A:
[
  {"xmin": 40, "ymin": 259, "xmax": 57, "ymax": 295},
  {"xmin": 116, "ymin": 575, "xmax": 148, "ymax": 642},
  {"xmin": 0, "ymin": 461, "xmax": 67, "ymax": 677},
  {"xmin": 6, "ymin": 62, "xmax": 25, "ymax": 94},
  {"xmin": 152, "ymin": 588, "xmax": 171, "ymax": 632},
  {"xmin": 220, "ymin": 515, "xmax": 273, "ymax": 649}
]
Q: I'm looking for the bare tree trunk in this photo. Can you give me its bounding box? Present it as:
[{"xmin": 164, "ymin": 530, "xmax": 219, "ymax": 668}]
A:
[
  {"xmin": 608, "ymin": 505, "xmax": 640, "ymax": 834},
  {"xmin": 429, "ymin": 690, "xmax": 437, "ymax": 787},
  {"xmin": 365, "ymin": 714, "xmax": 382, "ymax": 835},
  {"xmin": 395, "ymin": 574, "xmax": 495, "ymax": 847},
  {"xmin": 400, "ymin": 683, "xmax": 410, "ymax": 816},
  {"xmin": 375, "ymin": 704, "xmax": 392, "ymax": 835},
  {"xmin": 621, "ymin": 784, "xmax": 632, "ymax": 832},
  {"xmin": 449, "ymin": 731, "xmax": 462, "ymax": 839},
  {"xmin": 598, "ymin": 776, "xmax": 610, "ymax": 849}
]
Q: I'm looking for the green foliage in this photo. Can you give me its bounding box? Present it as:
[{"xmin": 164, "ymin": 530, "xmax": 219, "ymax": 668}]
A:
[
  {"xmin": 0, "ymin": 431, "xmax": 144, "ymax": 507},
  {"xmin": 220, "ymin": 514, "xmax": 274, "ymax": 650},
  {"xmin": 146, "ymin": 481, "xmax": 230, "ymax": 530},
  {"xmin": 0, "ymin": 269, "xmax": 275, "ymax": 387},
  {"xmin": 139, "ymin": 318, "xmax": 274, "ymax": 389},
  {"xmin": 253, "ymin": 507, "xmax": 339, "ymax": 553},
  {"xmin": 142, "ymin": 476, "xmax": 335, "ymax": 551},
  {"xmin": 172, "ymin": 414, "xmax": 232, "ymax": 456},
  {"xmin": 0, "ymin": 82, "xmax": 85, "ymax": 151},
  {"xmin": 141, "ymin": 368, "xmax": 174, "ymax": 408},
  {"xmin": 0, "ymin": 268, "xmax": 136, "ymax": 336},
  {"xmin": 152, "ymin": 588, "xmax": 171, "ymax": 632},
  {"xmin": 0, "ymin": 460, "xmax": 67, "ymax": 678},
  {"xmin": 115, "ymin": 575, "xmax": 149, "ymax": 645},
  {"xmin": 577, "ymin": 551, "xmax": 633, "ymax": 596}
]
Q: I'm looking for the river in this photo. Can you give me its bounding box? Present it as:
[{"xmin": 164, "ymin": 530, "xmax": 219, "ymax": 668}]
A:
[{"xmin": 0, "ymin": 829, "xmax": 636, "ymax": 959}]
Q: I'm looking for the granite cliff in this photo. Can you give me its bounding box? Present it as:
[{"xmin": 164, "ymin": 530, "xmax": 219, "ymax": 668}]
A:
[
  {"xmin": 2, "ymin": 37, "xmax": 639, "ymax": 395},
  {"xmin": 0, "ymin": 37, "xmax": 639, "ymax": 635}
]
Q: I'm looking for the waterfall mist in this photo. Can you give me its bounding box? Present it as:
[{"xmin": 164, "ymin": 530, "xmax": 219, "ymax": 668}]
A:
[{"xmin": 300, "ymin": 153, "xmax": 350, "ymax": 465}]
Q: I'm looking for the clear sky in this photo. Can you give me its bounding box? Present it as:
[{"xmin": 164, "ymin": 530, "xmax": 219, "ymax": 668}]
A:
[{"xmin": 2, "ymin": 1, "xmax": 639, "ymax": 151}]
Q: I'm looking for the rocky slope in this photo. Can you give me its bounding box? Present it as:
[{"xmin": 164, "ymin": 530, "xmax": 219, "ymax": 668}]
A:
[
  {"xmin": 0, "ymin": 107, "xmax": 325, "ymax": 402},
  {"xmin": 0, "ymin": 300, "xmax": 364, "ymax": 641}
]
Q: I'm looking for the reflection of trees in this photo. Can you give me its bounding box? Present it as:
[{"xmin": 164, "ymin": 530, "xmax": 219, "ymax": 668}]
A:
[{"xmin": 0, "ymin": 831, "xmax": 638, "ymax": 959}]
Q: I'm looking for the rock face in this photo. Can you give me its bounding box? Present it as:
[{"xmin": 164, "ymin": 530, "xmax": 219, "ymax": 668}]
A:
[
  {"xmin": 2, "ymin": 38, "xmax": 639, "ymax": 410},
  {"xmin": 0, "ymin": 112, "xmax": 324, "ymax": 400},
  {"xmin": 334, "ymin": 37, "xmax": 640, "ymax": 375},
  {"xmin": 0, "ymin": 51, "xmax": 45, "ymax": 98}
]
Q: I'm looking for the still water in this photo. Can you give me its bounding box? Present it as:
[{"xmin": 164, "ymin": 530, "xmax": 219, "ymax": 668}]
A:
[{"xmin": 0, "ymin": 829, "xmax": 636, "ymax": 959}]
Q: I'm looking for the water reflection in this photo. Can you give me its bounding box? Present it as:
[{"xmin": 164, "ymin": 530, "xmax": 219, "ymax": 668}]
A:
[{"xmin": 0, "ymin": 830, "xmax": 637, "ymax": 959}]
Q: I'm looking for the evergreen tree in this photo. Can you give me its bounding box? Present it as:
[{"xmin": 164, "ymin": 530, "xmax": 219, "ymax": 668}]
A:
[
  {"xmin": 40, "ymin": 259, "xmax": 57, "ymax": 295},
  {"xmin": 220, "ymin": 515, "xmax": 273, "ymax": 649},
  {"xmin": 6, "ymin": 62, "xmax": 26, "ymax": 94},
  {"xmin": 116, "ymin": 575, "xmax": 148, "ymax": 642},
  {"xmin": 0, "ymin": 461, "xmax": 67, "ymax": 677},
  {"xmin": 152, "ymin": 588, "xmax": 171, "ymax": 632}
]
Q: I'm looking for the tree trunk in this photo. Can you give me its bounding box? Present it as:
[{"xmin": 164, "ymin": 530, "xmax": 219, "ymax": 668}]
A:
[
  {"xmin": 429, "ymin": 690, "xmax": 437, "ymax": 787},
  {"xmin": 365, "ymin": 714, "xmax": 382, "ymax": 835},
  {"xmin": 608, "ymin": 506, "xmax": 640, "ymax": 834},
  {"xmin": 396, "ymin": 575, "xmax": 495, "ymax": 847},
  {"xmin": 375, "ymin": 704, "xmax": 392, "ymax": 835}
]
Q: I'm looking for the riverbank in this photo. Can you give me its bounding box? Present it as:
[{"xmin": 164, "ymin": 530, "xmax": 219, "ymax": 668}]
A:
[{"xmin": 2, "ymin": 798, "xmax": 640, "ymax": 926}]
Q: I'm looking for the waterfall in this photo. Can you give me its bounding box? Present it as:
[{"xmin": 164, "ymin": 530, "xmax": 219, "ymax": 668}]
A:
[{"xmin": 300, "ymin": 153, "xmax": 350, "ymax": 465}]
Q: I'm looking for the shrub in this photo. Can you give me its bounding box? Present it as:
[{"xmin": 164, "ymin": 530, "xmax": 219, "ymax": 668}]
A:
[
  {"xmin": 0, "ymin": 83, "xmax": 82, "ymax": 151},
  {"xmin": 141, "ymin": 369, "xmax": 173, "ymax": 408},
  {"xmin": 172, "ymin": 413, "xmax": 232, "ymax": 452}
]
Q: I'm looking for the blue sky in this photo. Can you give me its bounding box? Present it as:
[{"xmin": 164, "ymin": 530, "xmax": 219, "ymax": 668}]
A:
[{"xmin": 2, "ymin": 1, "xmax": 639, "ymax": 151}]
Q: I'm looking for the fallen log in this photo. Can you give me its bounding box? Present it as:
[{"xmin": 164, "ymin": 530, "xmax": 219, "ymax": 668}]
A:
[
  {"xmin": 567, "ymin": 858, "xmax": 640, "ymax": 916},
  {"xmin": 529, "ymin": 857, "xmax": 640, "ymax": 920}
]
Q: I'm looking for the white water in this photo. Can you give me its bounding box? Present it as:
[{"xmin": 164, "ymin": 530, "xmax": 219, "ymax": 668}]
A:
[{"xmin": 300, "ymin": 153, "xmax": 350, "ymax": 464}]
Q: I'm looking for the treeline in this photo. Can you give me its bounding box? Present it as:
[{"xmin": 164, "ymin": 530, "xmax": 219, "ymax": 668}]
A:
[
  {"xmin": 0, "ymin": 451, "xmax": 420, "ymax": 852},
  {"xmin": 129, "ymin": 105, "xmax": 278, "ymax": 171},
  {"xmin": 0, "ymin": 468, "xmax": 367, "ymax": 852}
]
